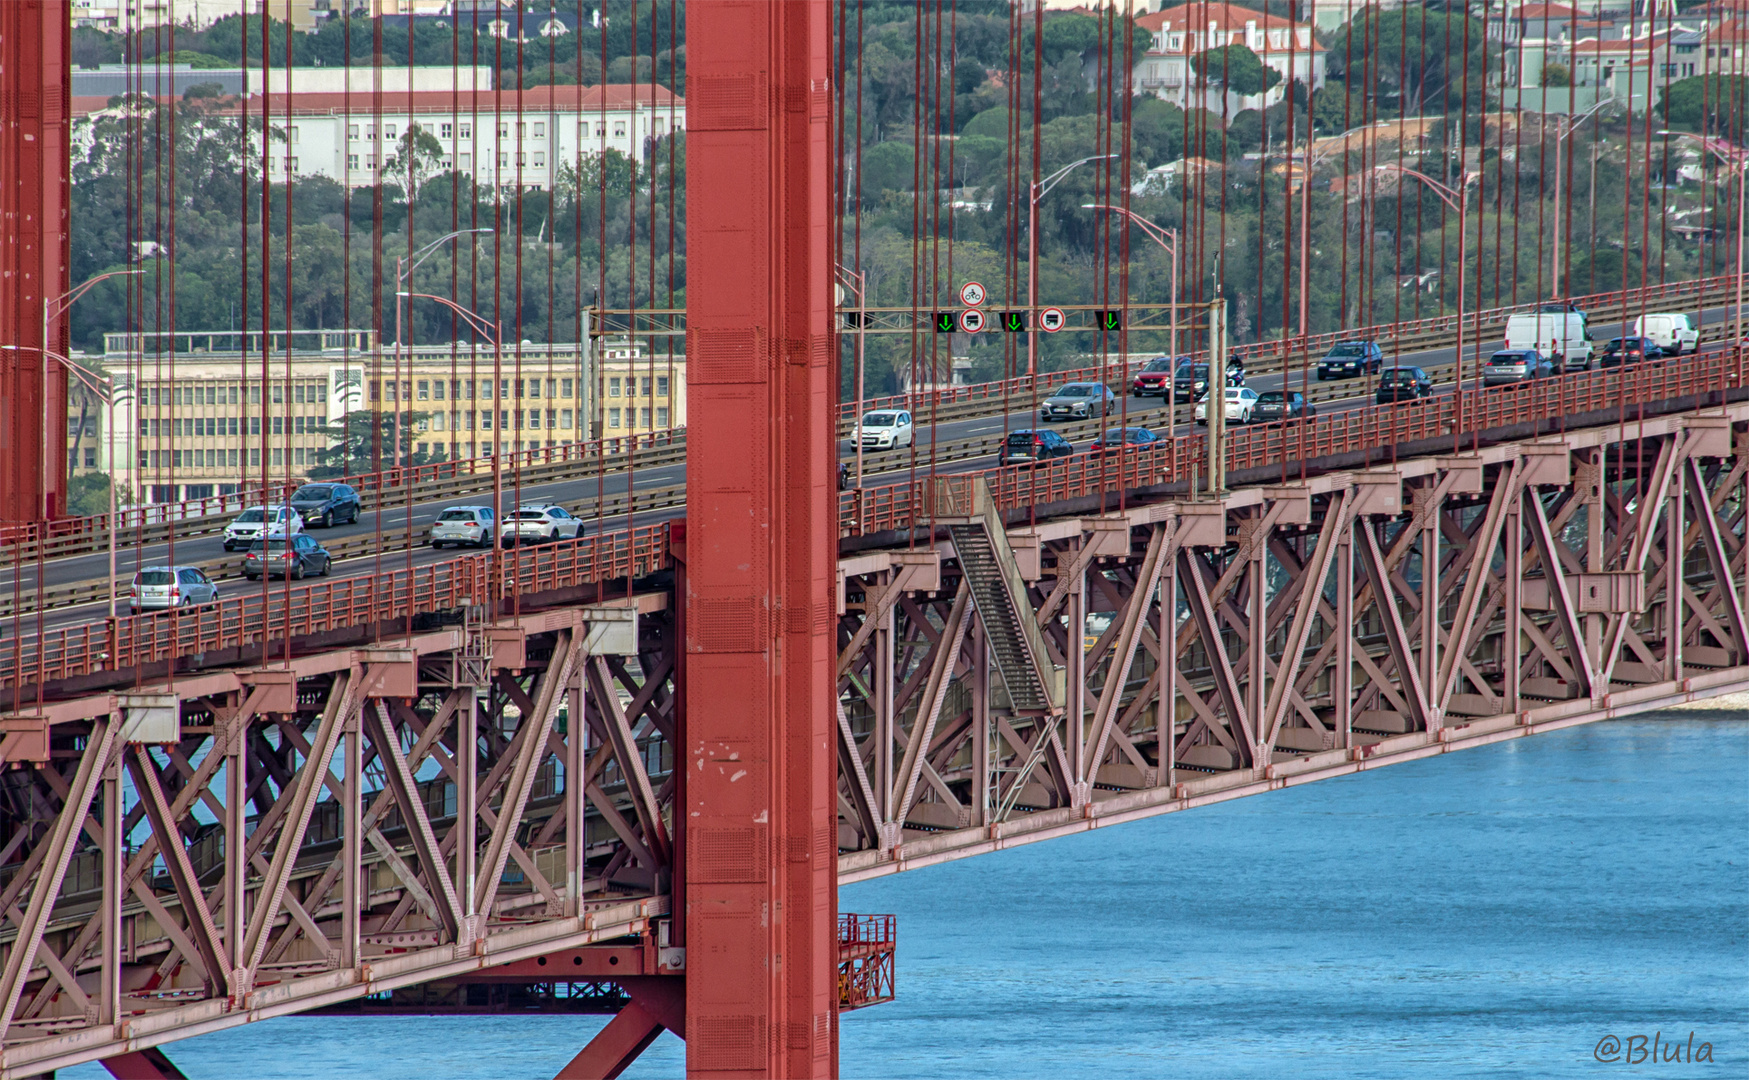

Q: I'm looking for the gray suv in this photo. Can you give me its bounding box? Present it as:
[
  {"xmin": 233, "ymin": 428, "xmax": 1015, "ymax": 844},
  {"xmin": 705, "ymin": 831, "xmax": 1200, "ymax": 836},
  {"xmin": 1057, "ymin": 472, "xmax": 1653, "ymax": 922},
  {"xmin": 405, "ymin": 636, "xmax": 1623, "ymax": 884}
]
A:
[{"xmin": 287, "ymin": 483, "xmax": 360, "ymax": 527}]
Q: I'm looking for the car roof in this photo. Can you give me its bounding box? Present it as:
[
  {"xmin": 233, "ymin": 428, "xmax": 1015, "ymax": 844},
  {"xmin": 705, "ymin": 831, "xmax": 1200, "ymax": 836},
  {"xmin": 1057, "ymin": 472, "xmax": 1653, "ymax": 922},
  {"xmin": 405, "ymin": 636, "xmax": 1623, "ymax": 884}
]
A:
[
  {"xmin": 516, "ymin": 503, "xmax": 563, "ymax": 510},
  {"xmin": 135, "ymin": 565, "xmax": 205, "ymax": 573},
  {"xmin": 445, "ymin": 504, "xmax": 494, "ymax": 512}
]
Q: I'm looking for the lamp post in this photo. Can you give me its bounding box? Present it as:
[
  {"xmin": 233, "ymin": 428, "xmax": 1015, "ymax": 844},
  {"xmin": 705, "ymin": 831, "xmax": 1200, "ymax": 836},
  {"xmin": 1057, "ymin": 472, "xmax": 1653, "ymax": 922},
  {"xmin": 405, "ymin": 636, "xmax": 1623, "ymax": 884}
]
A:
[
  {"xmin": 1656, "ymin": 131, "xmax": 1746, "ymax": 372},
  {"xmin": 33, "ymin": 270, "xmax": 143, "ymax": 521},
  {"xmin": 836, "ymin": 264, "xmax": 868, "ymax": 486},
  {"xmin": 1082, "ymin": 203, "xmax": 1178, "ymax": 436},
  {"xmin": 400, "ymin": 290, "xmax": 504, "ymax": 560},
  {"xmin": 1549, "ymin": 100, "xmax": 1609, "ymax": 299},
  {"xmin": 394, "ymin": 230, "xmax": 493, "ymax": 469},
  {"xmin": 1376, "ymin": 165, "xmax": 1472, "ymax": 445},
  {"xmin": 2, "ymin": 344, "xmax": 121, "ymax": 619},
  {"xmin": 1029, "ymin": 154, "xmax": 1118, "ymax": 375}
]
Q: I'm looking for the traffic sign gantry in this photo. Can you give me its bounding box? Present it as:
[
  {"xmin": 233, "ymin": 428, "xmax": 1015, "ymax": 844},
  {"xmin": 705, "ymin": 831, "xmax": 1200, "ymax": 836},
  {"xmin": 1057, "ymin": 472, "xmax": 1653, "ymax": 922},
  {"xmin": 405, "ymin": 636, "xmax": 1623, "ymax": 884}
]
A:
[
  {"xmin": 958, "ymin": 309, "xmax": 985, "ymax": 334},
  {"xmin": 959, "ymin": 281, "xmax": 986, "ymax": 306},
  {"xmin": 1039, "ymin": 307, "xmax": 1067, "ymax": 332}
]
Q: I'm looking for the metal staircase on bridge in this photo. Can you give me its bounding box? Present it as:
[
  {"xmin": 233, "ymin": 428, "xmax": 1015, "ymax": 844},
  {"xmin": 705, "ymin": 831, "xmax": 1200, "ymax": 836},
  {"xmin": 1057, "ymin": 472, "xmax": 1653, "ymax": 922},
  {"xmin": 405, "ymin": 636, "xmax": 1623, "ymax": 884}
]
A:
[{"xmin": 932, "ymin": 476, "xmax": 1064, "ymax": 714}]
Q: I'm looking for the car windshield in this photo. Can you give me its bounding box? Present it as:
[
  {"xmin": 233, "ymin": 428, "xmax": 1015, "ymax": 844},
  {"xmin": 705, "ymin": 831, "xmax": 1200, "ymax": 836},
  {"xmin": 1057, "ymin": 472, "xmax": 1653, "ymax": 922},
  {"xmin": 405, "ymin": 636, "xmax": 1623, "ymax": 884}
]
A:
[
  {"xmin": 1383, "ymin": 371, "xmax": 1414, "ymax": 382},
  {"xmin": 515, "ymin": 510, "xmax": 549, "ymax": 520},
  {"xmin": 135, "ymin": 570, "xmax": 174, "ymax": 585},
  {"xmin": 1142, "ymin": 359, "xmax": 1172, "ymax": 372},
  {"xmin": 439, "ymin": 509, "xmax": 480, "ymax": 522},
  {"xmin": 1605, "ymin": 338, "xmax": 1633, "ymax": 349},
  {"xmin": 1178, "ymin": 363, "xmax": 1208, "ymax": 377},
  {"xmin": 1327, "ymin": 343, "xmax": 1367, "ymax": 357},
  {"xmin": 1225, "ymin": 389, "xmax": 1243, "ymax": 399},
  {"xmin": 293, "ymin": 486, "xmax": 332, "ymax": 500},
  {"xmin": 248, "ymin": 540, "xmax": 291, "ymax": 553},
  {"xmin": 1257, "ymin": 391, "xmax": 1285, "ymax": 403},
  {"xmin": 1488, "ymin": 352, "xmax": 1524, "ymax": 364},
  {"xmin": 236, "ymin": 509, "xmax": 265, "ymax": 523},
  {"xmin": 862, "ymin": 412, "xmax": 899, "ymax": 427},
  {"xmin": 1055, "ymin": 386, "xmax": 1093, "ymax": 397},
  {"xmin": 1006, "ymin": 431, "xmax": 1039, "ymax": 444}
]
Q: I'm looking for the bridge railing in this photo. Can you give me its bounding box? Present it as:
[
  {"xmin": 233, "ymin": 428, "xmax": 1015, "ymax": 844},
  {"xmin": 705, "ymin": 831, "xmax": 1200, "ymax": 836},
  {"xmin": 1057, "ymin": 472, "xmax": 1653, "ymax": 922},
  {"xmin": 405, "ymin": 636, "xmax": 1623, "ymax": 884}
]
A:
[
  {"xmin": 0, "ymin": 523, "xmax": 669, "ymax": 690},
  {"xmin": 0, "ymin": 428, "xmax": 687, "ymax": 556},
  {"xmin": 835, "ymin": 272, "xmax": 1740, "ymax": 420},
  {"xmin": 841, "ymin": 347, "xmax": 1743, "ymax": 536}
]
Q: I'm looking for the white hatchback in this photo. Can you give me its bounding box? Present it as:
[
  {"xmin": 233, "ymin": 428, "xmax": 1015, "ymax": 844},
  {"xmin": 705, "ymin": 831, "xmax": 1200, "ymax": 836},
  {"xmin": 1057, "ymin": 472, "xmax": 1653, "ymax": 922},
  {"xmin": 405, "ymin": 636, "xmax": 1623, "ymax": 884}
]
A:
[
  {"xmin": 854, "ymin": 410, "xmax": 915, "ymax": 450},
  {"xmin": 500, "ymin": 504, "xmax": 584, "ymax": 545},
  {"xmin": 1194, "ymin": 387, "xmax": 1260, "ymax": 425},
  {"xmin": 223, "ymin": 505, "xmax": 303, "ymax": 551}
]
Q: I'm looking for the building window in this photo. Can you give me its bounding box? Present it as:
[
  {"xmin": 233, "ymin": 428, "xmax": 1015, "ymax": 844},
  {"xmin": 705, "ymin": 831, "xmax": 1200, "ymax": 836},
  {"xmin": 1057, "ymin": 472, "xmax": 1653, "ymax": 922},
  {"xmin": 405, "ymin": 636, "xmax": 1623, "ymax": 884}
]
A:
[
  {"xmin": 561, "ymin": 408, "xmax": 573, "ymax": 429},
  {"xmin": 639, "ymin": 407, "xmax": 651, "ymax": 428},
  {"xmin": 528, "ymin": 378, "xmax": 541, "ymax": 399},
  {"xmin": 431, "ymin": 413, "xmax": 445, "ymax": 431},
  {"xmin": 481, "ymin": 379, "xmax": 493, "ymax": 400},
  {"xmin": 289, "ymin": 126, "xmax": 300, "ymax": 142},
  {"xmin": 656, "ymin": 406, "xmax": 669, "ymax": 428},
  {"xmin": 528, "ymin": 410, "xmax": 541, "ymax": 429},
  {"xmin": 459, "ymin": 123, "xmax": 471, "ymax": 138},
  {"xmin": 348, "ymin": 124, "xmax": 359, "ymax": 139},
  {"xmin": 614, "ymin": 123, "xmax": 626, "ymax": 137},
  {"xmin": 609, "ymin": 407, "xmax": 622, "ymax": 428},
  {"xmin": 609, "ymin": 377, "xmax": 621, "ymax": 397},
  {"xmin": 365, "ymin": 125, "xmax": 374, "ymax": 139},
  {"xmin": 385, "ymin": 124, "xmax": 398, "ymax": 139},
  {"xmin": 562, "ymin": 377, "xmax": 574, "ymax": 397},
  {"xmin": 348, "ymin": 154, "xmax": 359, "ymax": 169},
  {"xmin": 656, "ymin": 375, "xmax": 669, "ymax": 396},
  {"xmin": 480, "ymin": 410, "xmax": 492, "ymax": 430},
  {"xmin": 418, "ymin": 380, "xmax": 430, "ymax": 400},
  {"xmin": 459, "ymin": 153, "xmax": 472, "ymax": 171},
  {"xmin": 440, "ymin": 122, "xmax": 453, "ymax": 139},
  {"xmin": 596, "ymin": 122, "xmax": 606, "ymax": 136},
  {"xmin": 287, "ymin": 157, "xmax": 298, "ymax": 171},
  {"xmin": 533, "ymin": 121, "xmax": 545, "ymax": 138},
  {"xmin": 640, "ymin": 376, "xmax": 651, "ymax": 396},
  {"xmin": 533, "ymin": 152, "xmax": 545, "ymax": 168},
  {"xmin": 654, "ymin": 119, "xmax": 664, "ymax": 136}
]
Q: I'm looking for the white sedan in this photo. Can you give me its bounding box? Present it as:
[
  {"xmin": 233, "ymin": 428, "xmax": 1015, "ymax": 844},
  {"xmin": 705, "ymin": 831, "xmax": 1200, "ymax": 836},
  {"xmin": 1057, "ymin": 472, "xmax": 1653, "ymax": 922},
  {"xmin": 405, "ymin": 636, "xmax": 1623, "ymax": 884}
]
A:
[
  {"xmin": 854, "ymin": 410, "xmax": 915, "ymax": 450},
  {"xmin": 1194, "ymin": 387, "xmax": 1260, "ymax": 425}
]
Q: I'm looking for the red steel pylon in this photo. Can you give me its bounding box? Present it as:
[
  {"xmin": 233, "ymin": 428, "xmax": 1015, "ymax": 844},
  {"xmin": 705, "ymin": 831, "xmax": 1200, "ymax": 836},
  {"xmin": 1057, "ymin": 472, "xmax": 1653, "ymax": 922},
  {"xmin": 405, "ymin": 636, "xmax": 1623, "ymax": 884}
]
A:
[
  {"xmin": 682, "ymin": 0, "xmax": 841, "ymax": 1076},
  {"xmin": 0, "ymin": 0, "xmax": 71, "ymax": 523}
]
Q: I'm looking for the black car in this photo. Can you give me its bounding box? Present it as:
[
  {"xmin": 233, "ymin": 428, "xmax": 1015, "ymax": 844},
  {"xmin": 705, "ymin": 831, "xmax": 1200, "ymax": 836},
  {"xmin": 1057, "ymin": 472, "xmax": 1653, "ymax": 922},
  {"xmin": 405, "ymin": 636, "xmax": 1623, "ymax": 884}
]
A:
[
  {"xmin": 1375, "ymin": 367, "xmax": 1434, "ymax": 404},
  {"xmin": 1171, "ymin": 361, "xmax": 1243, "ymax": 401},
  {"xmin": 1481, "ymin": 349, "xmax": 1556, "ymax": 387},
  {"xmin": 1318, "ymin": 340, "xmax": 1384, "ymax": 380},
  {"xmin": 1252, "ymin": 390, "xmax": 1317, "ymax": 423},
  {"xmin": 1001, "ymin": 429, "xmax": 1074, "ymax": 464},
  {"xmin": 243, "ymin": 534, "xmax": 333, "ymax": 580},
  {"xmin": 838, "ymin": 461, "xmax": 852, "ymax": 490},
  {"xmin": 1090, "ymin": 427, "xmax": 1160, "ymax": 453},
  {"xmin": 287, "ymin": 483, "xmax": 360, "ymax": 527},
  {"xmin": 1599, "ymin": 336, "xmax": 1665, "ymax": 368}
]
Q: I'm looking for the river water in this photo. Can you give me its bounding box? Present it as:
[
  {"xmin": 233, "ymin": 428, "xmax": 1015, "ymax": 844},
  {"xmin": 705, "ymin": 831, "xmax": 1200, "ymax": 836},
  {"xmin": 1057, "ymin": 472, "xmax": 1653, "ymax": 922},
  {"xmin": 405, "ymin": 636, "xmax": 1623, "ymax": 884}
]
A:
[{"xmin": 64, "ymin": 712, "xmax": 1747, "ymax": 1079}]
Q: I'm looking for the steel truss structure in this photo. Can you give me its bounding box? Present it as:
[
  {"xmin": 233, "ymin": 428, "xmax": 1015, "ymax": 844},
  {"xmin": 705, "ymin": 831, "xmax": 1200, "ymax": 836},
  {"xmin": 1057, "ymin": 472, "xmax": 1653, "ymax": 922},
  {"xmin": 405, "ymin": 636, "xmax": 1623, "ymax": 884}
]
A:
[
  {"xmin": 832, "ymin": 409, "xmax": 1748, "ymax": 871},
  {"xmin": 0, "ymin": 602, "xmax": 681, "ymax": 1079}
]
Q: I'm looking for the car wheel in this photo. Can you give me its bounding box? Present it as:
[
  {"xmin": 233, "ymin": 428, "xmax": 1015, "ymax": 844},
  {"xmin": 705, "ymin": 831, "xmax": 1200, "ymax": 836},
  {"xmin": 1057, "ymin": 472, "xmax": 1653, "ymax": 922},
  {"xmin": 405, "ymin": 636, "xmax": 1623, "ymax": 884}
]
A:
[
  {"xmin": 223, "ymin": 541, "xmax": 234, "ymax": 552},
  {"xmin": 321, "ymin": 557, "xmax": 332, "ymax": 577},
  {"xmin": 179, "ymin": 596, "xmax": 193, "ymax": 609},
  {"xmin": 292, "ymin": 561, "xmax": 305, "ymax": 580},
  {"xmin": 431, "ymin": 540, "xmax": 444, "ymax": 549}
]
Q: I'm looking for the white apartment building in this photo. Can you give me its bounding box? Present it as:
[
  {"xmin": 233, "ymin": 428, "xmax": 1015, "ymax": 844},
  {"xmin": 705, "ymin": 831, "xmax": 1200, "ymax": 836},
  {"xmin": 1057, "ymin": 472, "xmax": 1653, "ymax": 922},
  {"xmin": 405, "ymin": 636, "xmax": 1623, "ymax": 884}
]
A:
[
  {"xmin": 243, "ymin": 82, "xmax": 683, "ymax": 191},
  {"xmin": 1133, "ymin": 3, "xmax": 1326, "ymax": 119}
]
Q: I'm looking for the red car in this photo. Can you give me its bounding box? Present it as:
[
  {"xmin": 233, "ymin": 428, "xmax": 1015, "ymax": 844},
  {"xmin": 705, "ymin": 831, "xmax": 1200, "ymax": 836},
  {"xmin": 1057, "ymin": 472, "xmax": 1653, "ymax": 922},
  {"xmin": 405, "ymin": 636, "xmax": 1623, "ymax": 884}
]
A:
[{"xmin": 1130, "ymin": 356, "xmax": 1177, "ymax": 397}]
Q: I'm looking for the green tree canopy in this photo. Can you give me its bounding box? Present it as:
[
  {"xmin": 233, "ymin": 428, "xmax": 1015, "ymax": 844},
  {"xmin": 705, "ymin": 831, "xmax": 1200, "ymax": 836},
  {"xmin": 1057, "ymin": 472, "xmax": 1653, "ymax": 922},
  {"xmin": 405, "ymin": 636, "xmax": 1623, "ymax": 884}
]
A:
[
  {"xmin": 1658, "ymin": 74, "xmax": 1749, "ymax": 140},
  {"xmin": 1191, "ymin": 45, "xmax": 1281, "ymax": 98}
]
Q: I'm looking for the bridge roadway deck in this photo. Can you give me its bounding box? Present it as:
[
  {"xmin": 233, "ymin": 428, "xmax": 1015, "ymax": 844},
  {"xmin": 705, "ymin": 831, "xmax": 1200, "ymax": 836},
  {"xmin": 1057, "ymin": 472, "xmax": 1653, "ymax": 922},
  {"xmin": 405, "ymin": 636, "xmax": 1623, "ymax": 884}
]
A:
[
  {"xmin": 0, "ymin": 275, "xmax": 1736, "ymax": 596},
  {"xmin": 0, "ymin": 367, "xmax": 1743, "ymax": 1078},
  {"xmin": 0, "ymin": 341, "xmax": 1742, "ymax": 692}
]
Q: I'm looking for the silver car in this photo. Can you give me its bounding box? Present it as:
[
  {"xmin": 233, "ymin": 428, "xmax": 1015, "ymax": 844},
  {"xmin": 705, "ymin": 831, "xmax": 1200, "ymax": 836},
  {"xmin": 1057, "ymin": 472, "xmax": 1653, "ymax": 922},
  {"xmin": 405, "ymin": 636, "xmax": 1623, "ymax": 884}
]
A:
[
  {"xmin": 500, "ymin": 504, "xmax": 584, "ymax": 545},
  {"xmin": 223, "ymin": 504, "xmax": 303, "ymax": 551},
  {"xmin": 430, "ymin": 505, "xmax": 496, "ymax": 548},
  {"xmin": 129, "ymin": 566, "xmax": 220, "ymax": 613},
  {"xmin": 1040, "ymin": 382, "xmax": 1115, "ymax": 422}
]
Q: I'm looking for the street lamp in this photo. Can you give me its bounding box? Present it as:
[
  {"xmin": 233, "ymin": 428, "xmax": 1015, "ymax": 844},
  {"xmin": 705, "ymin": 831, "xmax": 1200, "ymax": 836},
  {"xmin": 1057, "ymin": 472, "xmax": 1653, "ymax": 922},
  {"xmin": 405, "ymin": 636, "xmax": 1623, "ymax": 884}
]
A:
[
  {"xmin": 1376, "ymin": 164, "xmax": 1472, "ymax": 446},
  {"xmin": 394, "ymin": 229, "xmax": 493, "ymax": 468},
  {"xmin": 1548, "ymin": 100, "xmax": 1609, "ymax": 298},
  {"xmin": 399, "ymin": 291, "xmax": 505, "ymax": 557},
  {"xmin": 1082, "ymin": 203, "xmax": 1179, "ymax": 437},
  {"xmin": 32, "ymin": 270, "xmax": 144, "ymax": 521},
  {"xmin": 1, "ymin": 344, "xmax": 122, "ymax": 620},
  {"xmin": 1029, "ymin": 154, "xmax": 1118, "ymax": 375},
  {"xmin": 836, "ymin": 264, "xmax": 868, "ymax": 486},
  {"xmin": 1656, "ymin": 130, "xmax": 1746, "ymax": 373}
]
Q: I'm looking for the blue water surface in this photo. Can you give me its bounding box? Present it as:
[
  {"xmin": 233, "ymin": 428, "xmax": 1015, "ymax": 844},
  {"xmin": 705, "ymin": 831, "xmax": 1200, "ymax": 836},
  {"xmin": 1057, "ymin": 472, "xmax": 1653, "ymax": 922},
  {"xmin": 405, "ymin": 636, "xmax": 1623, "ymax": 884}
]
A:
[{"xmin": 62, "ymin": 715, "xmax": 1747, "ymax": 1079}]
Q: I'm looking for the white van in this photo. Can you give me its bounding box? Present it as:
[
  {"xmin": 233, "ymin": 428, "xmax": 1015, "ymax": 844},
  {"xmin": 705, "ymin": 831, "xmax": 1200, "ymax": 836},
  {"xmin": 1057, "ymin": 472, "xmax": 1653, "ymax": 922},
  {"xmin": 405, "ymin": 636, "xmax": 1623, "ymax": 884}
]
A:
[
  {"xmin": 1503, "ymin": 311, "xmax": 1593, "ymax": 372},
  {"xmin": 1632, "ymin": 312, "xmax": 1699, "ymax": 355}
]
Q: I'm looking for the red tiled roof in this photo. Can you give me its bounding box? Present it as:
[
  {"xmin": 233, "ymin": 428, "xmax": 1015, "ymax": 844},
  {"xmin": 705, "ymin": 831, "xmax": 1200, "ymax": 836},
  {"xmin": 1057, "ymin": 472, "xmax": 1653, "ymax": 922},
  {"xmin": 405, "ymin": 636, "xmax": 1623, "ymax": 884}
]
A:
[
  {"xmin": 242, "ymin": 83, "xmax": 681, "ymax": 116},
  {"xmin": 1139, "ymin": 2, "xmax": 1325, "ymax": 53}
]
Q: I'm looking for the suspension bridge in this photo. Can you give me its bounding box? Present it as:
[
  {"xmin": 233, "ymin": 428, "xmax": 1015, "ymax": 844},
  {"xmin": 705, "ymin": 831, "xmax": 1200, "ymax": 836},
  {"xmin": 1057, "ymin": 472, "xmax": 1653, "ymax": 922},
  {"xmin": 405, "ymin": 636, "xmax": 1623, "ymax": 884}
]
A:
[{"xmin": 1, "ymin": 1, "xmax": 1746, "ymax": 1077}]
